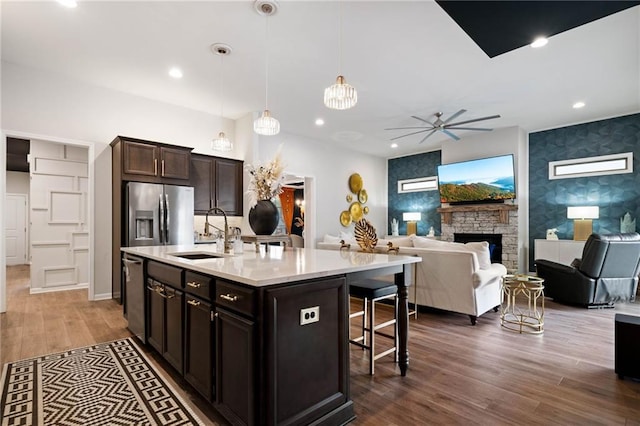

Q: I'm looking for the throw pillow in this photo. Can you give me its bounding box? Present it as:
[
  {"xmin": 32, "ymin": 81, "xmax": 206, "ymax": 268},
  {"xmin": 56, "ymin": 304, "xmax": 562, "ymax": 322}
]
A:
[
  {"xmin": 464, "ymin": 241, "xmax": 492, "ymax": 270},
  {"xmin": 323, "ymin": 234, "xmax": 341, "ymax": 244},
  {"xmin": 387, "ymin": 236, "xmax": 414, "ymax": 247},
  {"xmin": 412, "ymin": 236, "xmax": 450, "ymax": 248},
  {"xmin": 339, "ymin": 231, "xmax": 358, "ymax": 245}
]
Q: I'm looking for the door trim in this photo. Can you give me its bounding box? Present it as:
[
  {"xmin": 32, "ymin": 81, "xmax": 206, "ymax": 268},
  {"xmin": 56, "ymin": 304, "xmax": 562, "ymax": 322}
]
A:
[
  {"xmin": 5, "ymin": 193, "xmax": 28, "ymax": 266},
  {"xmin": 1, "ymin": 130, "xmax": 96, "ymax": 312}
]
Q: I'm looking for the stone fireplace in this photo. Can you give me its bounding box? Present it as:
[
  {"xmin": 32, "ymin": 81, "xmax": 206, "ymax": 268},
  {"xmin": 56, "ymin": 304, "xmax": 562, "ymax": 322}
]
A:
[{"xmin": 438, "ymin": 204, "xmax": 518, "ymax": 272}]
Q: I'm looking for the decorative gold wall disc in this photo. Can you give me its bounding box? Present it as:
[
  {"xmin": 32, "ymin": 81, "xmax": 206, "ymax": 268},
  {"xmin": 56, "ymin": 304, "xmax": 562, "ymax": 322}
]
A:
[
  {"xmin": 346, "ymin": 194, "xmax": 353, "ymax": 202},
  {"xmin": 358, "ymin": 189, "xmax": 368, "ymax": 203},
  {"xmin": 340, "ymin": 210, "xmax": 352, "ymax": 227},
  {"xmin": 349, "ymin": 202, "xmax": 363, "ymax": 221},
  {"xmin": 363, "ymin": 206, "xmax": 369, "ymax": 214},
  {"xmin": 348, "ymin": 173, "xmax": 363, "ymax": 194}
]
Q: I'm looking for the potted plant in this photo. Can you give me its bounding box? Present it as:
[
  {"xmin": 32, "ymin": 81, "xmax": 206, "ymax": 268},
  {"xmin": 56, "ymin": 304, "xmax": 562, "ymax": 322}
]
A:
[{"xmin": 246, "ymin": 145, "xmax": 285, "ymax": 235}]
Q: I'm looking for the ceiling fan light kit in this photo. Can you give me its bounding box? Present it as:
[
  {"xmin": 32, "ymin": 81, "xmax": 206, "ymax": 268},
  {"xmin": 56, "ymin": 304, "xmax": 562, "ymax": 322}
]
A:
[{"xmin": 385, "ymin": 109, "xmax": 501, "ymax": 144}]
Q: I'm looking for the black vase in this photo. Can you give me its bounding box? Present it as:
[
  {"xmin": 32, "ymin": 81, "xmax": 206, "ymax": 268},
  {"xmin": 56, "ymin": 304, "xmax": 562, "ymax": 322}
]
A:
[{"xmin": 248, "ymin": 200, "xmax": 280, "ymax": 235}]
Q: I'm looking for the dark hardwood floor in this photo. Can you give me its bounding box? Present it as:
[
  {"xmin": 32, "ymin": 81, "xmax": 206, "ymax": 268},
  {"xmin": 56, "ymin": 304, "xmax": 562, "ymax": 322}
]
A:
[{"xmin": 2, "ymin": 265, "xmax": 640, "ymax": 425}]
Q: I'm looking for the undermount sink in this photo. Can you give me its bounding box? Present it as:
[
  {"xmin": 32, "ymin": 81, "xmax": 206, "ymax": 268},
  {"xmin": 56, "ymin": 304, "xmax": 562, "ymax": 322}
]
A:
[{"xmin": 167, "ymin": 251, "xmax": 224, "ymax": 260}]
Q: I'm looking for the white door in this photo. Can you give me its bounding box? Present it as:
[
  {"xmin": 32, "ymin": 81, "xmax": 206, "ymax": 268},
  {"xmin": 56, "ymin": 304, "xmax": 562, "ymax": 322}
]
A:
[{"xmin": 5, "ymin": 193, "xmax": 27, "ymax": 265}]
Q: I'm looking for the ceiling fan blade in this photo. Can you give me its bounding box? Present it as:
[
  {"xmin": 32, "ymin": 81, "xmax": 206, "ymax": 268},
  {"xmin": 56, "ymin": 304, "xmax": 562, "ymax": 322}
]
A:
[
  {"xmin": 446, "ymin": 127, "xmax": 493, "ymax": 131},
  {"xmin": 390, "ymin": 129, "xmax": 432, "ymax": 140},
  {"xmin": 446, "ymin": 114, "xmax": 501, "ymax": 127},
  {"xmin": 384, "ymin": 126, "xmax": 434, "ymax": 131},
  {"xmin": 411, "ymin": 115, "xmax": 436, "ymax": 126},
  {"xmin": 418, "ymin": 129, "xmax": 438, "ymax": 144},
  {"xmin": 442, "ymin": 129, "xmax": 460, "ymax": 141},
  {"xmin": 443, "ymin": 109, "xmax": 467, "ymax": 124}
]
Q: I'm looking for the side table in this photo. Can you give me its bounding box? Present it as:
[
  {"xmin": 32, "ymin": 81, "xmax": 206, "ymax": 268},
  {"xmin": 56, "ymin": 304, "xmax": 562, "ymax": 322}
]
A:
[{"xmin": 501, "ymin": 274, "xmax": 545, "ymax": 334}]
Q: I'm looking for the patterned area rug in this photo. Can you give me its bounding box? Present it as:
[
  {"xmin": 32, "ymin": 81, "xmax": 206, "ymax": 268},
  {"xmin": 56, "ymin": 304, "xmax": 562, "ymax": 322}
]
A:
[{"xmin": 0, "ymin": 338, "xmax": 204, "ymax": 425}]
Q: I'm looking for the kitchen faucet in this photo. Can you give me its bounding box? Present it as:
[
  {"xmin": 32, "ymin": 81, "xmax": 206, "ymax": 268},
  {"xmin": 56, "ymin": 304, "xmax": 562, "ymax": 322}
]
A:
[{"xmin": 205, "ymin": 207, "xmax": 232, "ymax": 254}]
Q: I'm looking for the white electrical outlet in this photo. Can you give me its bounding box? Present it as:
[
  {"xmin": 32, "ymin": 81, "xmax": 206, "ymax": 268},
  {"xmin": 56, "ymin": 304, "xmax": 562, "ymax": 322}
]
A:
[{"xmin": 300, "ymin": 306, "xmax": 319, "ymax": 325}]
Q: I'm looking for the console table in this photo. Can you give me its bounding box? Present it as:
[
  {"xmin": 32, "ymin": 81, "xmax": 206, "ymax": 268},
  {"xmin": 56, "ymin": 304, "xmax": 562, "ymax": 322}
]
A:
[{"xmin": 534, "ymin": 239, "xmax": 585, "ymax": 266}]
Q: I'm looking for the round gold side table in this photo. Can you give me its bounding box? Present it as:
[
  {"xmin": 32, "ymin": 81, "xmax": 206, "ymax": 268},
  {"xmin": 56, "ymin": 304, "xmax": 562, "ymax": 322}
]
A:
[{"xmin": 501, "ymin": 274, "xmax": 545, "ymax": 334}]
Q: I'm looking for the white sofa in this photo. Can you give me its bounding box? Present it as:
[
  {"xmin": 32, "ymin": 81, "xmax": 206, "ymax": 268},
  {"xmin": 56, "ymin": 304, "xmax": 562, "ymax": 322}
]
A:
[{"xmin": 317, "ymin": 235, "xmax": 507, "ymax": 325}]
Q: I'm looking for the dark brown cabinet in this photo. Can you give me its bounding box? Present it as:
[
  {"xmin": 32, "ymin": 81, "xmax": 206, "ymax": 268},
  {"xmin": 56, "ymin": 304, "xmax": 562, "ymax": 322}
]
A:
[
  {"xmin": 113, "ymin": 136, "xmax": 192, "ymax": 184},
  {"xmin": 146, "ymin": 261, "xmax": 185, "ymax": 374},
  {"xmin": 146, "ymin": 280, "xmax": 184, "ymax": 374},
  {"xmin": 215, "ymin": 308, "xmax": 256, "ymax": 426},
  {"xmin": 184, "ymin": 294, "xmax": 215, "ymax": 401},
  {"xmin": 191, "ymin": 154, "xmax": 243, "ymax": 216}
]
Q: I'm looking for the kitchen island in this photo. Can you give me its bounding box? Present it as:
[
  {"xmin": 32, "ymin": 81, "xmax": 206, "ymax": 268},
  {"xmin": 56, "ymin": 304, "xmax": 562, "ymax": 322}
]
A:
[{"xmin": 121, "ymin": 244, "xmax": 420, "ymax": 426}]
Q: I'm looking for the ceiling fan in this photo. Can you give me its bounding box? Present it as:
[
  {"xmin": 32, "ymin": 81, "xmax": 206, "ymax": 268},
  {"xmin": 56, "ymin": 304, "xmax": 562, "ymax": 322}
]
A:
[{"xmin": 385, "ymin": 109, "xmax": 501, "ymax": 144}]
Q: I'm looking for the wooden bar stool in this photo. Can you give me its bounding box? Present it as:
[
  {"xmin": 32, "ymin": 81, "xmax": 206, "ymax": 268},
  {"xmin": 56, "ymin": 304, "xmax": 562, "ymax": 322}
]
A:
[{"xmin": 349, "ymin": 279, "xmax": 398, "ymax": 375}]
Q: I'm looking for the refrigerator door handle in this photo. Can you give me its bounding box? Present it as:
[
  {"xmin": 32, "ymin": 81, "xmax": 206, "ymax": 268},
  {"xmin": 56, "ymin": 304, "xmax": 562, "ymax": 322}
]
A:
[
  {"xmin": 165, "ymin": 194, "xmax": 170, "ymax": 244},
  {"xmin": 159, "ymin": 194, "xmax": 165, "ymax": 244}
]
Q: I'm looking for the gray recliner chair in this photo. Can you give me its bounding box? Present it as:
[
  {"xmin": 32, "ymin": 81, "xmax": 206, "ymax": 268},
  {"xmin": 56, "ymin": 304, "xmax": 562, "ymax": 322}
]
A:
[{"xmin": 535, "ymin": 233, "xmax": 640, "ymax": 307}]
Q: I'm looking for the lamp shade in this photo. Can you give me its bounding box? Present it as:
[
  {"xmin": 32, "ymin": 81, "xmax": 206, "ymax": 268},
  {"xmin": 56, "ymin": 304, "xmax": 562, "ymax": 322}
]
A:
[
  {"xmin": 403, "ymin": 212, "xmax": 421, "ymax": 222},
  {"xmin": 211, "ymin": 132, "xmax": 233, "ymax": 152},
  {"xmin": 567, "ymin": 206, "xmax": 599, "ymax": 219},
  {"xmin": 253, "ymin": 110, "xmax": 280, "ymax": 136}
]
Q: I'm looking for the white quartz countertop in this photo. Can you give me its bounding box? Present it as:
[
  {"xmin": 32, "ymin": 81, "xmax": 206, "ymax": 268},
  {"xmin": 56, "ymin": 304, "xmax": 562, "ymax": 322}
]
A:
[{"xmin": 121, "ymin": 244, "xmax": 421, "ymax": 287}]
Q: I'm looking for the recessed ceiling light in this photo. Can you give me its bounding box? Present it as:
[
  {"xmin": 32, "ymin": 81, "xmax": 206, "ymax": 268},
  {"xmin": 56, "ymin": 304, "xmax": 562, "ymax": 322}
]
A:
[
  {"xmin": 168, "ymin": 67, "xmax": 183, "ymax": 79},
  {"xmin": 530, "ymin": 37, "xmax": 548, "ymax": 48},
  {"xmin": 315, "ymin": 118, "xmax": 325, "ymax": 126},
  {"xmin": 573, "ymin": 101, "xmax": 586, "ymax": 109},
  {"xmin": 391, "ymin": 143, "xmax": 398, "ymax": 149},
  {"xmin": 57, "ymin": 0, "xmax": 77, "ymax": 8}
]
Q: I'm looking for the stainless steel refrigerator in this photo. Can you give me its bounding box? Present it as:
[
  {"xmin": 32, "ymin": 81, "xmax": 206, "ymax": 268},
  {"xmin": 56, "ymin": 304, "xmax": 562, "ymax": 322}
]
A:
[{"xmin": 125, "ymin": 182, "xmax": 194, "ymax": 247}]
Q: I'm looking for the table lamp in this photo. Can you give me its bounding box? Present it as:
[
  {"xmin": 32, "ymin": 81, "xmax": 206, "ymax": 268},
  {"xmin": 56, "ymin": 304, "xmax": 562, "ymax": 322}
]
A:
[
  {"xmin": 403, "ymin": 212, "xmax": 421, "ymax": 235},
  {"xmin": 567, "ymin": 206, "xmax": 599, "ymax": 241}
]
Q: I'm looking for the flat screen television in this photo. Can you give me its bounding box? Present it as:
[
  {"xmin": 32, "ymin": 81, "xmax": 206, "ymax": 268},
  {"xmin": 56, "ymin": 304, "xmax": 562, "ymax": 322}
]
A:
[{"xmin": 437, "ymin": 154, "xmax": 516, "ymax": 204}]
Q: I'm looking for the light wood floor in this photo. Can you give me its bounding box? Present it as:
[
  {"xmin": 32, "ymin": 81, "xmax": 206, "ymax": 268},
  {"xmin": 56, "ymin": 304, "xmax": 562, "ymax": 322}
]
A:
[{"xmin": 3, "ymin": 265, "xmax": 640, "ymax": 425}]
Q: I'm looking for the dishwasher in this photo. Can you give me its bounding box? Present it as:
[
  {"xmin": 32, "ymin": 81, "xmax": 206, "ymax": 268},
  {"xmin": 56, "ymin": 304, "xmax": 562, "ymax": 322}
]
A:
[{"xmin": 123, "ymin": 254, "xmax": 145, "ymax": 342}]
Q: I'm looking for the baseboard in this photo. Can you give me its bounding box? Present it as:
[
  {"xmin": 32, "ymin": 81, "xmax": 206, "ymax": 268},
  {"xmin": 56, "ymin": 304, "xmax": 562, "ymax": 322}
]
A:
[
  {"xmin": 92, "ymin": 292, "xmax": 113, "ymax": 301},
  {"xmin": 30, "ymin": 283, "xmax": 89, "ymax": 294}
]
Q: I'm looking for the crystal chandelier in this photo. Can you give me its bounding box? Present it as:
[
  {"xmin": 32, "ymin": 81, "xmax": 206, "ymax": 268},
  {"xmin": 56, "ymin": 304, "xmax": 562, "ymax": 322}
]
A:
[
  {"xmin": 211, "ymin": 43, "xmax": 233, "ymax": 152},
  {"xmin": 324, "ymin": 75, "xmax": 357, "ymax": 110},
  {"xmin": 254, "ymin": 3, "xmax": 280, "ymax": 136},
  {"xmin": 324, "ymin": 2, "xmax": 357, "ymax": 110}
]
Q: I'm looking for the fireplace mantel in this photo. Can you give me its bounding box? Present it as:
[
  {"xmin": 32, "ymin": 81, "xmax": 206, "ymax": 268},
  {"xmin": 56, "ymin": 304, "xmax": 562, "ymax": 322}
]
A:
[{"xmin": 437, "ymin": 204, "xmax": 518, "ymax": 224}]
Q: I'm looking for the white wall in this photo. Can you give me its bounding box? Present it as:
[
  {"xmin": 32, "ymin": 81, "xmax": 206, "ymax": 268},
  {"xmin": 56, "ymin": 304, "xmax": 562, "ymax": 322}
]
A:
[
  {"xmin": 255, "ymin": 133, "xmax": 387, "ymax": 242},
  {"xmin": 1, "ymin": 61, "xmax": 239, "ymax": 298},
  {"xmin": 6, "ymin": 171, "xmax": 29, "ymax": 194},
  {"xmin": 1, "ymin": 61, "xmax": 388, "ymax": 299},
  {"xmin": 441, "ymin": 126, "xmax": 529, "ymax": 271}
]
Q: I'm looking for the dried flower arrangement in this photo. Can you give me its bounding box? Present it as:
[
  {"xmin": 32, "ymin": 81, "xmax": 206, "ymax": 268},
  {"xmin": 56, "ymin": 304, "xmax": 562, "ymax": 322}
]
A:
[{"xmin": 245, "ymin": 144, "xmax": 286, "ymax": 208}]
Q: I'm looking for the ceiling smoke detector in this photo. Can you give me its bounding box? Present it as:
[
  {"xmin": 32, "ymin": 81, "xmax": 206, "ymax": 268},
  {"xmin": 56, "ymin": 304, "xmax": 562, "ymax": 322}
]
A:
[
  {"xmin": 254, "ymin": 0, "xmax": 278, "ymax": 16},
  {"xmin": 210, "ymin": 43, "xmax": 232, "ymax": 56}
]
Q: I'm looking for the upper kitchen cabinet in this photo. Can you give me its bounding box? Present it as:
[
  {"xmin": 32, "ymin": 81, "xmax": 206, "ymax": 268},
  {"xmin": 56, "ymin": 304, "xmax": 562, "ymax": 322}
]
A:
[
  {"xmin": 112, "ymin": 136, "xmax": 192, "ymax": 184},
  {"xmin": 191, "ymin": 154, "xmax": 243, "ymax": 216}
]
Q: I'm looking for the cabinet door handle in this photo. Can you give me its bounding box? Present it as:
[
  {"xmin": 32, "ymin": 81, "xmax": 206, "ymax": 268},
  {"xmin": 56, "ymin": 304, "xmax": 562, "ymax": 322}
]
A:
[
  {"xmin": 187, "ymin": 299, "xmax": 201, "ymax": 307},
  {"xmin": 187, "ymin": 281, "xmax": 202, "ymax": 288},
  {"xmin": 154, "ymin": 158, "xmax": 158, "ymax": 175},
  {"xmin": 161, "ymin": 159, "xmax": 165, "ymax": 176},
  {"xmin": 219, "ymin": 293, "xmax": 238, "ymax": 302},
  {"xmin": 211, "ymin": 311, "xmax": 218, "ymax": 322}
]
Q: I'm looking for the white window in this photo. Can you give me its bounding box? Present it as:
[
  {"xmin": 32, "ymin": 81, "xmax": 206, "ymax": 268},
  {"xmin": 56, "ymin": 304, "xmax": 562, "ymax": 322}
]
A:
[
  {"xmin": 548, "ymin": 152, "xmax": 633, "ymax": 180},
  {"xmin": 397, "ymin": 176, "xmax": 438, "ymax": 193}
]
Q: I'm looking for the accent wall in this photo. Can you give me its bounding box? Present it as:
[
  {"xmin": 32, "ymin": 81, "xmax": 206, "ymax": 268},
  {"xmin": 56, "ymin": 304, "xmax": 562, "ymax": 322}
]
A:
[
  {"xmin": 387, "ymin": 151, "xmax": 441, "ymax": 236},
  {"xmin": 528, "ymin": 112, "xmax": 640, "ymax": 270}
]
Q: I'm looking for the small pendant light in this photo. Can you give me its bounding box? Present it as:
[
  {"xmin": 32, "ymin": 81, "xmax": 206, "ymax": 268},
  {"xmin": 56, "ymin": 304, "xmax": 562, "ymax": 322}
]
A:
[
  {"xmin": 324, "ymin": 1, "xmax": 357, "ymax": 110},
  {"xmin": 254, "ymin": 1, "xmax": 280, "ymax": 136},
  {"xmin": 211, "ymin": 43, "xmax": 233, "ymax": 152}
]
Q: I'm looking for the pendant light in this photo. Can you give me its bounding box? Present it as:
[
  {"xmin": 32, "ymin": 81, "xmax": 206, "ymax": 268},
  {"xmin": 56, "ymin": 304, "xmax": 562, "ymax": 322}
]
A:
[
  {"xmin": 324, "ymin": 1, "xmax": 357, "ymax": 110},
  {"xmin": 211, "ymin": 43, "xmax": 233, "ymax": 152},
  {"xmin": 254, "ymin": 1, "xmax": 280, "ymax": 136}
]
